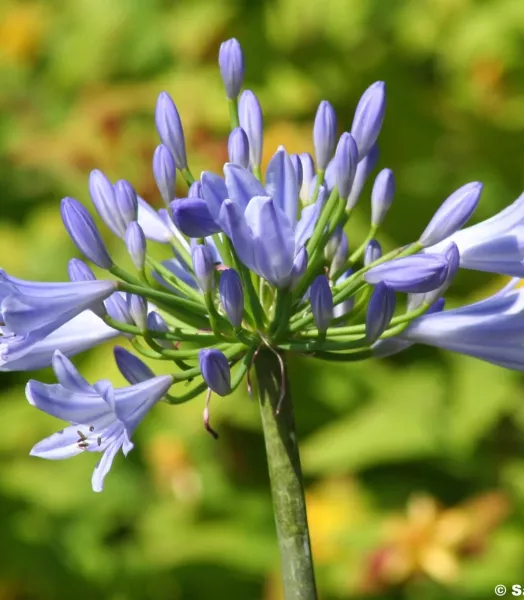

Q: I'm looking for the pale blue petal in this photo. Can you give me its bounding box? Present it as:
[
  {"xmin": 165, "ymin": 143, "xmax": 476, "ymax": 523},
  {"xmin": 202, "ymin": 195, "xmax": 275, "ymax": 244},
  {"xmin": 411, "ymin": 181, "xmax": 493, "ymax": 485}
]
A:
[
  {"xmin": 265, "ymin": 148, "xmax": 299, "ymax": 228},
  {"xmin": 91, "ymin": 437, "xmax": 123, "ymax": 492},
  {"xmin": 0, "ymin": 310, "xmax": 120, "ymax": 372},
  {"xmin": 224, "ymin": 163, "xmax": 265, "ymax": 210},
  {"xmin": 26, "ymin": 380, "xmax": 109, "ymax": 424},
  {"xmin": 244, "ymin": 196, "xmax": 295, "ymax": 286},
  {"xmin": 201, "ymin": 172, "xmax": 228, "ymax": 222},
  {"xmin": 113, "ymin": 375, "xmax": 173, "ymax": 436},
  {"xmin": 52, "ymin": 351, "xmax": 94, "ymax": 395},
  {"xmin": 30, "ymin": 425, "xmax": 84, "ymax": 460},
  {"xmin": 295, "ymin": 186, "xmax": 327, "ymax": 250},
  {"xmin": 137, "ymin": 197, "xmax": 173, "ymax": 243},
  {"xmin": 218, "ymin": 200, "xmax": 256, "ymax": 271}
]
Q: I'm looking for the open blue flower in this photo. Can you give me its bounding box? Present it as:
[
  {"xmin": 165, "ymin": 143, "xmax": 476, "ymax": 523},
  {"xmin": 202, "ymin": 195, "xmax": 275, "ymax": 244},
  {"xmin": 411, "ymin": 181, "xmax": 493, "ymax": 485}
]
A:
[{"xmin": 27, "ymin": 351, "xmax": 173, "ymax": 491}]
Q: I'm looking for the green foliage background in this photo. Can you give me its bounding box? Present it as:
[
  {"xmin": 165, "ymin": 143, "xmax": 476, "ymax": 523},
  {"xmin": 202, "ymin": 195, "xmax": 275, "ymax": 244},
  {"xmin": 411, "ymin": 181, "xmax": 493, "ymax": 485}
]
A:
[{"xmin": 1, "ymin": 0, "xmax": 524, "ymax": 598}]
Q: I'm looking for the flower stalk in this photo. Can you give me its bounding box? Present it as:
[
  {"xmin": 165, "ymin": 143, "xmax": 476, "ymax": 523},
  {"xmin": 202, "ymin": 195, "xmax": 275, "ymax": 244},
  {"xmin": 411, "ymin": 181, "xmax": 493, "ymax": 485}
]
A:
[{"xmin": 255, "ymin": 350, "xmax": 318, "ymax": 600}]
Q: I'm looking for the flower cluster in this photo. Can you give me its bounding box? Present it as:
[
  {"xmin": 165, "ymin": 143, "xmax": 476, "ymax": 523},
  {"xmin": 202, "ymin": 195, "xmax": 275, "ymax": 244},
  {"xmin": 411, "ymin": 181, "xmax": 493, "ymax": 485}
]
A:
[{"xmin": 4, "ymin": 38, "xmax": 524, "ymax": 490}]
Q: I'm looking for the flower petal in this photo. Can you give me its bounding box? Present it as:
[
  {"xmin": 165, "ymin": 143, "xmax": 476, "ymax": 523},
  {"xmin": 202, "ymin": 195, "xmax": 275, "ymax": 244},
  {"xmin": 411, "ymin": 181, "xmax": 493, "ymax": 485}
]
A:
[
  {"xmin": 265, "ymin": 148, "xmax": 299, "ymax": 228},
  {"xmin": 91, "ymin": 437, "xmax": 123, "ymax": 492},
  {"xmin": 218, "ymin": 199, "xmax": 256, "ymax": 271},
  {"xmin": 295, "ymin": 186, "xmax": 327, "ymax": 250},
  {"xmin": 244, "ymin": 196, "xmax": 295, "ymax": 286},
  {"xmin": 224, "ymin": 163, "xmax": 265, "ymax": 210},
  {"xmin": 30, "ymin": 425, "xmax": 85, "ymax": 460},
  {"xmin": 171, "ymin": 198, "xmax": 221, "ymax": 238},
  {"xmin": 201, "ymin": 171, "xmax": 228, "ymax": 222}
]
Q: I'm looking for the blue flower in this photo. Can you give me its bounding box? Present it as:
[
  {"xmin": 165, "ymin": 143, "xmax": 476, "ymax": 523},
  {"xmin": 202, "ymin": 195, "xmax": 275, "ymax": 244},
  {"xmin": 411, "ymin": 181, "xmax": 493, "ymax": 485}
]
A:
[
  {"xmin": 173, "ymin": 148, "xmax": 326, "ymax": 287},
  {"xmin": 427, "ymin": 191, "xmax": 524, "ymax": 277},
  {"xmin": 27, "ymin": 351, "xmax": 173, "ymax": 491},
  {"xmin": 0, "ymin": 275, "xmax": 117, "ymax": 364},
  {"xmin": 0, "ymin": 309, "xmax": 120, "ymax": 371},
  {"xmin": 398, "ymin": 281, "xmax": 524, "ymax": 370}
]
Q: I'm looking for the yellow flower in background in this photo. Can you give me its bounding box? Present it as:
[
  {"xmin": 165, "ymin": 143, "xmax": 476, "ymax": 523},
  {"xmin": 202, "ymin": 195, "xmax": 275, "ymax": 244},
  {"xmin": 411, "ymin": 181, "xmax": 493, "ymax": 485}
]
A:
[
  {"xmin": 361, "ymin": 491, "xmax": 509, "ymax": 592},
  {"xmin": 306, "ymin": 477, "xmax": 369, "ymax": 563},
  {"xmin": 0, "ymin": 3, "xmax": 47, "ymax": 65}
]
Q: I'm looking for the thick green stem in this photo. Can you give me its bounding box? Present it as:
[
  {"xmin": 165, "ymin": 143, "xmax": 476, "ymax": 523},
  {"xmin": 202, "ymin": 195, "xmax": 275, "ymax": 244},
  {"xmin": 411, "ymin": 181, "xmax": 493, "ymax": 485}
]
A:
[{"xmin": 255, "ymin": 351, "xmax": 317, "ymax": 600}]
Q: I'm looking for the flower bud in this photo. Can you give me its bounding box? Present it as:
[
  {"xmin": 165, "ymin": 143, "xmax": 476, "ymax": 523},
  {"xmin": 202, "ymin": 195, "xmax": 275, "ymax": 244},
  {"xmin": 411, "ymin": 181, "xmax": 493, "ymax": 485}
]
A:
[
  {"xmin": 105, "ymin": 292, "xmax": 133, "ymax": 324},
  {"xmin": 155, "ymin": 91, "xmax": 187, "ymax": 169},
  {"xmin": 153, "ymin": 144, "xmax": 176, "ymax": 206},
  {"xmin": 199, "ymin": 348, "xmax": 231, "ymax": 396},
  {"xmin": 351, "ymin": 81, "xmax": 386, "ymax": 160},
  {"xmin": 127, "ymin": 294, "xmax": 147, "ymax": 331},
  {"xmin": 218, "ymin": 38, "xmax": 245, "ymax": 99},
  {"xmin": 364, "ymin": 254, "xmax": 448, "ymax": 293},
  {"xmin": 419, "ymin": 182, "xmax": 482, "ymax": 247},
  {"xmin": 125, "ymin": 222, "xmax": 147, "ymax": 271},
  {"xmin": 346, "ymin": 144, "xmax": 378, "ymax": 210},
  {"xmin": 67, "ymin": 258, "xmax": 96, "ymax": 282},
  {"xmin": 114, "ymin": 180, "xmax": 138, "ymax": 225},
  {"xmin": 325, "ymin": 228, "xmax": 342, "ymax": 262},
  {"xmin": 334, "ymin": 132, "xmax": 358, "ymax": 200},
  {"xmin": 228, "ymin": 127, "xmax": 249, "ymax": 168},
  {"xmin": 114, "ymin": 346, "xmax": 155, "ymax": 385},
  {"xmin": 239, "ymin": 90, "xmax": 263, "ymax": 170},
  {"xmin": 88, "ymin": 170, "xmax": 132, "ymax": 238},
  {"xmin": 331, "ymin": 231, "xmax": 349, "ymax": 276},
  {"xmin": 289, "ymin": 154, "xmax": 303, "ymax": 190},
  {"xmin": 371, "ymin": 168, "xmax": 395, "ymax": 227},
  {"xmin": 310, "ymin": 274, "xmax": 333, "ymax": 333},
  {"xmin": 219, "ymin": 268, "xmax": 244, "ymax": 327},
  {"xmin": 192, "ymin": 244, "xmax": 215, "ymax": 293},
  {"xmin": 313, "ymin": 100, "xmax": 337, "ymax": 171},
  {"xmin": 299, "ymin": 152, "xmax": 315, "ymax": 203},
  {"xmin": 364, "ymin": 239, "xmax": 382, "ymax": 266},
  {"xmin": 289, "ymin": 248, "xmax": 308, "ymax": 290},
  {"xmin": 409, "ymin": 243, "xmax": 460, "ymax": 310},
  {"xmin": 68, "ymin": 258, "xmax": 105, "ymax": 317},
  {"xmin": 147, "ymin": 311, "xmax": 173, "ymax": 348},
  {"xmin": 188, "ymin": 180, "xmax": 202, "ymax": 198},
  {"xmin": 60, "ymin": 197, "xmax": 113, "ymax": 269},
  {"xmin": 333, "ymin": 270, "xmax": 354, "ymax": 319},
  {"xmin": 366, "ymin": 282, "xmax": 396, "ymax": 342}
]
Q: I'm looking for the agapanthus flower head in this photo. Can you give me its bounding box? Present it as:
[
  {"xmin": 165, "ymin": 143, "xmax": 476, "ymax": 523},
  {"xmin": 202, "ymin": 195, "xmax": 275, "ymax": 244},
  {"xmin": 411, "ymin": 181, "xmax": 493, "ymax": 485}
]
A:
[{"xmin": 7, "ymin": 35, "xmax": 524, "ymax": 492}]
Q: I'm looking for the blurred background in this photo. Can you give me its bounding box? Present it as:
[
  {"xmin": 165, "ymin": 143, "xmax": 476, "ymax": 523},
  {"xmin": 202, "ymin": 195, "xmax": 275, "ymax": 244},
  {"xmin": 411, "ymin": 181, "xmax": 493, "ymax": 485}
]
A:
[{"xmin": 1, "ymin": 0, "xmax": 524, "ymax": 598}]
